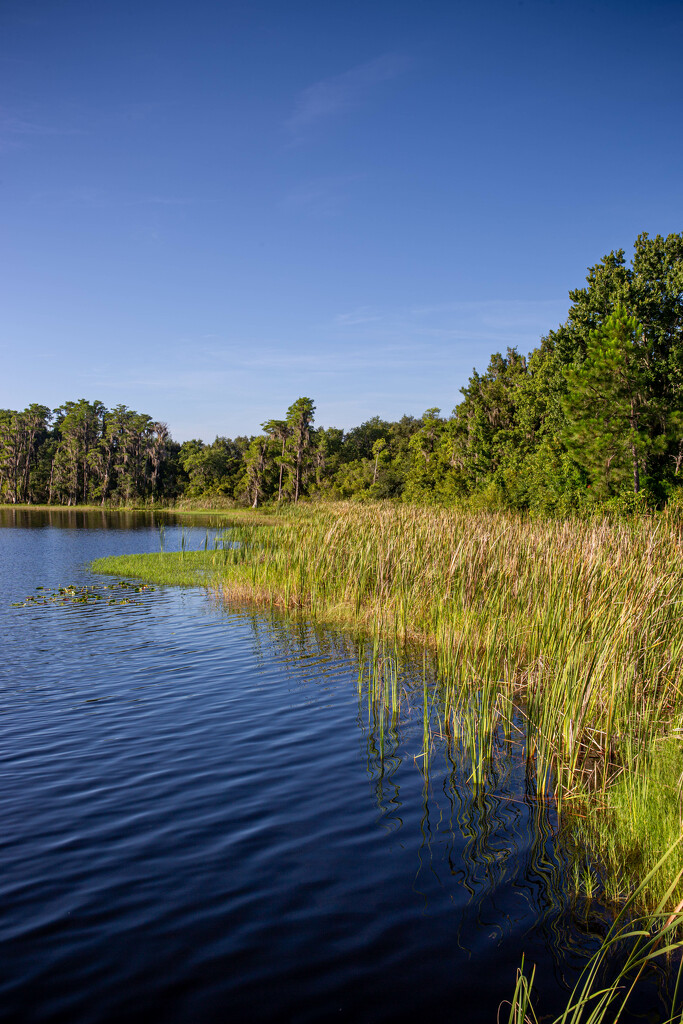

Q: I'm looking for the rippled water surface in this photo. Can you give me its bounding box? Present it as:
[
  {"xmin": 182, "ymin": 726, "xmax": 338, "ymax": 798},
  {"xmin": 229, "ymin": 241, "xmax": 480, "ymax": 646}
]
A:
[{"xmin": 0, "ymin": 509, "xmax": 665, "ymax": 1023}]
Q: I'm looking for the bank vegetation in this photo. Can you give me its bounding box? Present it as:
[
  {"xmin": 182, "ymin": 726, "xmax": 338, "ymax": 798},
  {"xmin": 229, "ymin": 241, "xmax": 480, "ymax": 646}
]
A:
[{"xmin": 93, "ymin": 501, "xmax": 683, "ymax": 913}]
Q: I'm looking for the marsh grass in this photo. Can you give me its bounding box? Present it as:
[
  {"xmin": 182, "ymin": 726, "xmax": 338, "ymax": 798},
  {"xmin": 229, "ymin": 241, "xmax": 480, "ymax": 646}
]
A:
[
  {"xmin": 92, "ymin": 502, "xmax": 683, "ymax": 909},
  {"xmin": 90, "ymin": 550, "xmax": 220, "ymax": 587},
  {"xmin": 504, "ymin": 843, "xmax": 683, "ymax": 1023},
  {"xmin": 351, "ymin": 633, "xmax": 683, "ymax": 1022},
  {"xmin": 577, "ymin": 738, "xmax": 683, "ymax": 905}
]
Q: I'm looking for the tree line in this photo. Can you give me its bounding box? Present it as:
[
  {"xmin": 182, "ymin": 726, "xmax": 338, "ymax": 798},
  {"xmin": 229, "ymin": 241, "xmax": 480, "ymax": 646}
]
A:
[
  {"xmin": 3, "ymin": 231, "xmax": 682, "ymax": 511},
  {"xmin": 0, "ymin": 401, "xmax": 172, "ymax": 505}
]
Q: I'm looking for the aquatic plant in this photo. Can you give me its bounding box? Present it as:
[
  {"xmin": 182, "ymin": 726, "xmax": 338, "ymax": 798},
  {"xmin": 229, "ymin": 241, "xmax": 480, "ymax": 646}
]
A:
[
  {"xmin": 11, "ymin": 580, "xmax": 155, "ymax": 608},
  {"xmin": 91, "ymin": 502, "xmax": 683, "ymax": 907},
  {"xmin": 504, "ymin": 844, "xmax": 683, "ymax": 1023}
]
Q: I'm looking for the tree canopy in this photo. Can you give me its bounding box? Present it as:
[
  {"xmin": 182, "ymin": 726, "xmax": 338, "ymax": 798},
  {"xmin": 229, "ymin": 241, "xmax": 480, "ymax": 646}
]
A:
[{"xmin": 3, "ymin": 232, "xmax": 681, "ymax": 512}]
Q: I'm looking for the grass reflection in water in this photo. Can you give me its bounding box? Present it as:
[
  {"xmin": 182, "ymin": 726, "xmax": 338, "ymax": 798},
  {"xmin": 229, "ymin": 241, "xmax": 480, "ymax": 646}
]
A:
[{"xmin": 91, "ymin": 504, "xmax": 683, "ymax": 1021}]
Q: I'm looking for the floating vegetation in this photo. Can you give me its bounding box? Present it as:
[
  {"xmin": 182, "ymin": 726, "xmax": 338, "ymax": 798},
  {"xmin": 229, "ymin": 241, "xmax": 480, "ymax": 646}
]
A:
[{"xmin": 10, "ymin": 580, "xmax": 155, "ymax": 608}]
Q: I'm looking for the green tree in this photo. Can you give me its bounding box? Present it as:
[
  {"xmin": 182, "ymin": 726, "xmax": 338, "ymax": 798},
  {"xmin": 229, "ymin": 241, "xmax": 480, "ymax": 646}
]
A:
[
  {"xmin": 243, "ymin": 436, "xmax": 272, "ymax": 507},
  {"xmin": 0, "ymin": 409, "xmax": 22, "ymax": 503},
  {"xmin": 341, "ymin": 417, "xmax": 391, "ymax": 463},
  {"xmin": 0, "ymin": 405, "xmax": 52, "ymax": 503},
  {"xmin": 285, "ymin": 397, "xmax": 316, "ymax": 502},
  {"xmin": 52, "ymin": 399, "xmax": 105, "ymax": 504},
  {"xmin": 179, "ymin": 436, "xmax": 245, "ymax": 499},
  {"xmin": 562, "ymin": 308, "xmax": 663, "ymax": 496},
  {"xmin": 371, "ymin": 438, "xmax": 387, "ymax": 485},
  {"xmin": 312, "ymin": 426, "xmax": 344, "ymax": 493},
  {"xmin": 262, "ymin": 419, "xmax": 290, "ymax": 502},
  {"xmin": 546, "ymin": 232, "xmax": 683, "ymax": 496},
  {"xmin": 449, "ymin": 349, "xmax": 534, "ymax": 501}
]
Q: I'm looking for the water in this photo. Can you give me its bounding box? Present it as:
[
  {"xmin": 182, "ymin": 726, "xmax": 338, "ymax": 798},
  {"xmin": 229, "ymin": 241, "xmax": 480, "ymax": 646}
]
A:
[{"xmin": 0, "ymin": 509, "xmax": 670, "ymax": 1023}]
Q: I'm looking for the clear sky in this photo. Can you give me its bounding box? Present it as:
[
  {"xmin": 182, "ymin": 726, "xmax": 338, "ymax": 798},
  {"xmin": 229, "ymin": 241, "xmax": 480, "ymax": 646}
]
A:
[{"xmin": 2, "ymin": 0, "xmax": 682, "ymax": 442}]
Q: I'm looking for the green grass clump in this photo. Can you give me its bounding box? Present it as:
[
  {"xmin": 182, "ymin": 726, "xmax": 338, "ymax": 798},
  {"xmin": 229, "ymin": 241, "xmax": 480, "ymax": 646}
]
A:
[
  {"xmin": 90, "ymin": 550, "xmax": 225, "ymax": 587},
  {"xmin": 577, "ymin": 737, "xmax": 683, "ymax": 907}
]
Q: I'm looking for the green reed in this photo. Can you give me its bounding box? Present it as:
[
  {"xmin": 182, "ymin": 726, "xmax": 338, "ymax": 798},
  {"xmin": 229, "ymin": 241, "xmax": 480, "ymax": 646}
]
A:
[
  {"xmin": 92, "ymin": 501, "xmax": 683, "ymax": 908},
  {"xmin": 505, "ymin": 842, "xmax": 683, "ymax": 1023}
]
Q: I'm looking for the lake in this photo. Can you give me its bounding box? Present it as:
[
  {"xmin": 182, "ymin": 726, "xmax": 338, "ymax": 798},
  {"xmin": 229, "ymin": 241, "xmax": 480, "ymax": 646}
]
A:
[{"xmin": 0, "ymin": 509, "xmax": 670, "ymax": 1023}]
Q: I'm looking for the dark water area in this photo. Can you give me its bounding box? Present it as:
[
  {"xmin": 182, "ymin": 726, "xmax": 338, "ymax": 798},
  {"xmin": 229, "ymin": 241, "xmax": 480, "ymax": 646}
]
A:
[{"xmin": 0, "ymin": 511, "xmax": 672, "ymax": 1023}]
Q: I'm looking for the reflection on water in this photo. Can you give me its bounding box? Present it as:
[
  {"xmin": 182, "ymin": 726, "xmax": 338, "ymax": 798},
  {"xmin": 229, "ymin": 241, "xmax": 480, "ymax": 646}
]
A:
[
  {"xmin": 0, "ymin": 506, "xmax": 173, "ymax": 530},
  {"xmin": 215, "ymin": 614, "xmax": 656, "ymax": 1011},
  {"xmin": 0, "ymin": 506, "xmax": 234, "ymax": 543},
  {"xmin": 0, "ymin": 512, "xmax": 674, "ymax": 1023}
]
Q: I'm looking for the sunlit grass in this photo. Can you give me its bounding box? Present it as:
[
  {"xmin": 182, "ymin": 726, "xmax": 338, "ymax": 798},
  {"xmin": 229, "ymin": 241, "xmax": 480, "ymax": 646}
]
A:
[
  {"xmin": 577, "ymin": 737, "xmax": 683, "ymax": 905},
  {"xmin": 90, "ymin": 550, "xmax": 220, "ymax": 587},
  {"xmin": 92, "ymin": 501, "xmax": 683, "ymax": 909}
]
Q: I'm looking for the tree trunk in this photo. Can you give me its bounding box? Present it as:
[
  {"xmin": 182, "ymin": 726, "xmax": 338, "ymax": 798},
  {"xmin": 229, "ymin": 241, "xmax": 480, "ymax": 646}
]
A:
[
  {"xmin": 674, "ymin": 441, "xmax": 683, "ymax": 476},
  {"xmin": 629, "ymin": 400, "xmax": 640, "ymax": 493},
  {"xmin": 278, "ymin": 437, "xmax": 285, "ymax": 502}
]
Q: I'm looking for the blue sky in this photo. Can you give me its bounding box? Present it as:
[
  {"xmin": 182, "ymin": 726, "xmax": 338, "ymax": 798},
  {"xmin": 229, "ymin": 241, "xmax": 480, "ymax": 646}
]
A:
[{"xmin": 2, "ymin": 0, "xmax": 682, "ymax": 441}]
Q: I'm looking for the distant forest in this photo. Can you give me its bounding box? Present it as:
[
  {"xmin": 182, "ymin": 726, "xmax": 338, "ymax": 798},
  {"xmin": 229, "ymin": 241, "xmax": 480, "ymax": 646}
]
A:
[{"xmin": 3, "ymin": 232, "xmax": 682, "ymax": 514}]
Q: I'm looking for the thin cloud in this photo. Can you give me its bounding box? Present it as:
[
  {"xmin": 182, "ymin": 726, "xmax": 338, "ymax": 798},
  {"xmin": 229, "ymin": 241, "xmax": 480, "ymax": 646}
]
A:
[
  {"xmin": 281, "ymin": 175, "xmax": 362, "ymax": 218},
  {"xmin": 27, "ymin": 188, "xmax": 199, "ymax": 209},
  {"xmin": 285, "ymin": 53, "xmax": 411, "ymax": 133},
  {"xmin": 0, "ymin": 112, "xmax": 80, "ymax": 137},
  {"xmin": 28, "ymin": 186, "xmax": 109, "ymax": 208},
  {"xmin": 332, "ymin": 298, "xmax": 571, "ymax": 353},
  {"xmin": 125, "ymin": 195, "xmax": 199, "ymax": 207},
  {"xmin": 0, "ymin": 110, "xmax": 82, "ymax": 150},
  {"xmin": 334, "ymin": 308, "xmax": 385, "ymax": 326}
]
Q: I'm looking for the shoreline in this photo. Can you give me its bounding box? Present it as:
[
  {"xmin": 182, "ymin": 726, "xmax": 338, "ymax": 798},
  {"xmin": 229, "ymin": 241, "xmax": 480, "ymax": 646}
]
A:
[
  {"xmin": 0, "ymin": 503, "xmax": 278, "ymax": 524},
  {"xmin": 88, "ymin": 502, "xmax": 683, "ymax": 913}
]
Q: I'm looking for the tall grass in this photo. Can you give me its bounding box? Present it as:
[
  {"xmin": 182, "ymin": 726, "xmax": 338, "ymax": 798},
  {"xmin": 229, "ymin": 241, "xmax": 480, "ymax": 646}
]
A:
[
  {"xmin": 504, "ymin": 843, "xmax": 683, "ymax": 1023},
  {"xmin": 93, "ymin": 502, "xmax": 683, "ymax": 908}
]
